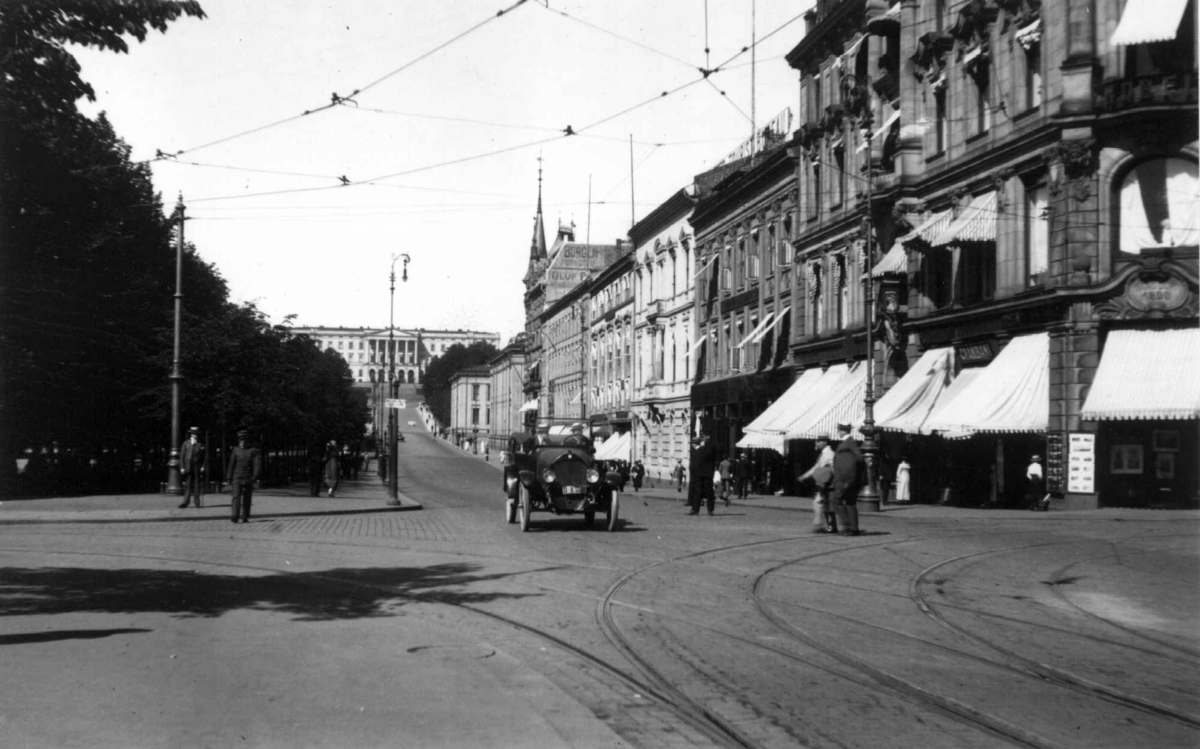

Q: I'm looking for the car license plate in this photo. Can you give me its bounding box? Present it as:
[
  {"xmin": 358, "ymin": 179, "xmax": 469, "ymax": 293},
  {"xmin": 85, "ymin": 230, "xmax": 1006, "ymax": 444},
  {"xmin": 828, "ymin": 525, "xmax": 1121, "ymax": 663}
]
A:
[{"xmin": 562, "ymin": 486, "xmax": 583, "ymax": 494}]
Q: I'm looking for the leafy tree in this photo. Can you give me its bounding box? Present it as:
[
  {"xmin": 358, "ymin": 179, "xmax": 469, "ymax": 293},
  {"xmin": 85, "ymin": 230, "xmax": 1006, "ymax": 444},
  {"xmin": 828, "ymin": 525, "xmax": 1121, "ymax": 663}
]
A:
[{"xmin": 421, "ymin": 341, "xmax": 499, "ymax": 426}]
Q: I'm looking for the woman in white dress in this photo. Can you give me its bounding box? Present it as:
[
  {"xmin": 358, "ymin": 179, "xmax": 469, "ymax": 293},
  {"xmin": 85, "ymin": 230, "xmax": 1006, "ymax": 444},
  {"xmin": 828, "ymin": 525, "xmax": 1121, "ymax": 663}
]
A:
[{"xmin": 894, "ymin": 456, "xmax": 911, "ymax": 503}]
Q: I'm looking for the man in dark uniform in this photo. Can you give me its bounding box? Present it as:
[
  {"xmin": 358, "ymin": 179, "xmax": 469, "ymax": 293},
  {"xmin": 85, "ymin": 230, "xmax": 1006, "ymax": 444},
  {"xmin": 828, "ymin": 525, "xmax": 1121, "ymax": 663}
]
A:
[
  {"xmin": 687, "ymin": 431, "xmax": 718, "ymax": 516},
  {"xmin": 178, "ymin": 426, "xmax": 206, "ymax": 508},
  {"xmin": 226, "ymin": 429, "xmax": 261, "ymax": 523},
  {"xmin": 736, "ymin": 451, "xmax": 753, "ymax": 499},
  {"xmin": 830, "ymin": 422, "xmax": 865, "ymax": 536}
]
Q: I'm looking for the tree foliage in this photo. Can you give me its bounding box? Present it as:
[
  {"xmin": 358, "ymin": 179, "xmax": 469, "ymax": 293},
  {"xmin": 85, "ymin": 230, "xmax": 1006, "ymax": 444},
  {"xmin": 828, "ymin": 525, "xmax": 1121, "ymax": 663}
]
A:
[
  {"xmin": 421, "ymin": 341, "xmax": 499, "ymax": 427},
  {"xmin": 0, "ymin": 1, "xmax": 366, "ymax": 495}
]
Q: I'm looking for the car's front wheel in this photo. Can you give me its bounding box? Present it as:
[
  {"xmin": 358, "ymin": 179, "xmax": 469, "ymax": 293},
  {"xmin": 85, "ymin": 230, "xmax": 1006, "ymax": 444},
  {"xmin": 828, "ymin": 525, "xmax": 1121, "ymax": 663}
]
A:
[
  {"xmin": 519, "ymin": 484, "xmax": 532, "ymax": 532},
  {"xmin": 606, "ymin": 490, "xmax": 619, "ymax": 532}
]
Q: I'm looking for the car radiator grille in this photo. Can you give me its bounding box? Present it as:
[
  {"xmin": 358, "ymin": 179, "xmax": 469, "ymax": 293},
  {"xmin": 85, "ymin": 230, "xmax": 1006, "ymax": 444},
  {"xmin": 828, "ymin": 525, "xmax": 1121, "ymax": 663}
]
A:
[{"xmin": 554, "ymin": 461, "xmax": 588, "ymax": 487}]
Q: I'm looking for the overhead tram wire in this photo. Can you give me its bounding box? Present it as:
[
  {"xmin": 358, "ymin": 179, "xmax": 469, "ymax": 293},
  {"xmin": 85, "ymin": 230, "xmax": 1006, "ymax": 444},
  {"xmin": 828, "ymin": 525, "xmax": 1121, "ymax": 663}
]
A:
[
  {"xmin": 535, "ymin": 3, "xmax": 699, "ymax": 72},
  {"xmin": 139, "ymin": 0, "xmax": 531, "ymax": 166}
]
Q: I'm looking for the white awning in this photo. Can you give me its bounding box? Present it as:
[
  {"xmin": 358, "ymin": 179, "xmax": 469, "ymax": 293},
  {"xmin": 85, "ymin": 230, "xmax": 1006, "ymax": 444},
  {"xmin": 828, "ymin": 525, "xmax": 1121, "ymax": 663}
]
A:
[
  {"xmin": 785, "ymin": 362, "xmax": 867, "ymax": 440},
  {"xmin": 873, "ymin": 348, "xmax": 953, "ymax": 429},
  {"xmin": 931, "ymin": 191, "xmax": 998, "ymax": 247},
  {"xmin": 742, "ymin": 368, "xmax": 825, "ymax": 434},
  {"xmin": 686, "ymin": 331, "xmax": 709, "ymax": 356},
  {"xmin": 1081, "ymin": 328, "xmax": 1200, "ymax": 420},
  {"xmin": 737, "ymin": 312, "xmax": 775, "ymax": 348},
  {"xmin": 526, "ymin": 360, "xmax": 540, "ymax": 374},
  {"xmin": 871, "ymin": 241, "xmax": 908, "ymax": 277},
  {"xmin": 750, "ymin": 305, "xmax": 790, "ymax": 344},
  {"xmin": 899, "ymin": 208, "xmax": 954, "ymax": 248},
  {"xmin": 693, "ymin": 253, "xmax": 718, "ymax": 279},
  {"xmin": 518, "ymin": 398, "xmax": 538, "ymax": 412},
  {"xmin": 594, "ymin": 431, "xmax": 630, "ymax": 461},
  {"xmin": 857, "ymin": 109, "xmax": 901, "ymax": 152},
  {"xmin": 923, "ymin": 333, "xmax": 1049, "ymax": 434},
  {"xmin": 1112, "ymin": 0, "xmax": 1190, "ymax": 45}
]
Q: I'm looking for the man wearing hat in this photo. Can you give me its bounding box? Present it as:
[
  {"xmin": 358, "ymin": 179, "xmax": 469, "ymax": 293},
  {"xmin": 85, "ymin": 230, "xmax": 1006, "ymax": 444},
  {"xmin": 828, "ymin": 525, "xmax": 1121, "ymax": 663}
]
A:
[
  {"xmin": 798, "ymin": 433, "xmax": 837, "ymax": 532},
  {"xmin": 226, "ymin": 429, "xmax": 262, "ymax": 523},
  {"xmin": 830, "ymin": 422, "xmax": 865, "ymax": 536},
  {"xmin": 178, "ymin": 426, "xmax": 206, "ymax": 508},
  {"xmin": 1026, "ymin": 453, "xmax": 1045, "ymax": 510},
  {"xmin": 687, "ymin": 431, "xmax": 718, "ymax": 515}
]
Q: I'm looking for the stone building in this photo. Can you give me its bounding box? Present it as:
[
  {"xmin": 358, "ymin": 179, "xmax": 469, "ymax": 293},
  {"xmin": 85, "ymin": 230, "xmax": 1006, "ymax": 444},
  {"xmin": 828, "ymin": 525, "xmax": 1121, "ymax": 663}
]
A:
[
  {"xmin": 449, "ymin": 366, "xmax": 491, "ymax": 454},
  {"xmin": 630, "ymin": 187, "xmax": 698, "ymax": 483},
  {"xmin": 293, "ymin": 325, "xmax": 499, "ymax": 385},
  {"xmin": 486, "ymin": 333, "xmax": 529, "ymax": 451},
  {"xmin": 586, "ymin": 248, "xmax": 635, "ymax": 447},
  {"xmin": 778, "ymin": 0, "xmax": 1197, "ymax": 509}
]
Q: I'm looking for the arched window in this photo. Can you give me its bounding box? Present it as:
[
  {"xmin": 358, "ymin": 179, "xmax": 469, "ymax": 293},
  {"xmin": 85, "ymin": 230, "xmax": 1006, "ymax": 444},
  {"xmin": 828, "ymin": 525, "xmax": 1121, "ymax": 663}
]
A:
[{"xmin": 1118, "ymin": 158, "xmax": 1199, "ymax": 253}]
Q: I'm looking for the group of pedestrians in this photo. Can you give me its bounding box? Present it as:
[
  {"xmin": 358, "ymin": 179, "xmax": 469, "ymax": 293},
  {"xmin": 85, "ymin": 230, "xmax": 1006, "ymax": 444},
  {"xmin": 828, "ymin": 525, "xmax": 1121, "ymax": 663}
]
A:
[
  {"xmin": 717, "ymin": 452, "xmax": 754, "ymax": 502},
  {"xmin": 176, "ymin": 428, "xmax": 262, "ymax": 522},
  {"xmin": 796, "ymin": 423, "xmax": 865, "ymax": 536}
]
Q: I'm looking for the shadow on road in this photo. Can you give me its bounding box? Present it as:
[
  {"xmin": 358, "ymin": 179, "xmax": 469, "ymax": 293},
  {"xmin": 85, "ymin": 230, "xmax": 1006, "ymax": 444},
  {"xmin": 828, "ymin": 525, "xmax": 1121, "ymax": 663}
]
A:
[
  {"xmin": 0, "ymin": 627, "xmax": 152, "ymax": 645},
  {"xmin": 0, "ymin": 563, "xmax": 541, "ymax": 623}
]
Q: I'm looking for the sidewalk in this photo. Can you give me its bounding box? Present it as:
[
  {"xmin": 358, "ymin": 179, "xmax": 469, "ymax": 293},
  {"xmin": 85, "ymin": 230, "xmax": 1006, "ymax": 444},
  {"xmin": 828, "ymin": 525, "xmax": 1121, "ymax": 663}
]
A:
[{"xmin": 0, "ymin": 474, "xmax": 421, "ymax": 523}]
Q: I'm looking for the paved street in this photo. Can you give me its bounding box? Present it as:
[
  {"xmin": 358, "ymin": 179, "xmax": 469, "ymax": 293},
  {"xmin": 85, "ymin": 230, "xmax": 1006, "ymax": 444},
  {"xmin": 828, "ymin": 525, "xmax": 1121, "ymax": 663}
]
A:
[{"xmin": 2, "ymin": 420, "xmax": 1199, "ymax": 748}]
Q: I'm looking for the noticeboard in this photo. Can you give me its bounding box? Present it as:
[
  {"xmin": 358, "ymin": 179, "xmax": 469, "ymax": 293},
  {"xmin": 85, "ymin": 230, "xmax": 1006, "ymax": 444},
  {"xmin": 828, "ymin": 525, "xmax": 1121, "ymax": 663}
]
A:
[
  {"xmin": 1046, "ymin": 432, "xmax": 1064, "ymax": 493},
  {"xmin": 1067, "ymin": 433, "xmax": 1096, "ymax": 494}
]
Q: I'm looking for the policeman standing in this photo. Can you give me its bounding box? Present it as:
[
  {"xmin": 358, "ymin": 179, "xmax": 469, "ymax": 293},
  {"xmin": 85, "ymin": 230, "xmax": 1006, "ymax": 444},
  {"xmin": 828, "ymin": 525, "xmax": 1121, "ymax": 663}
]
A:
[
  {"xmin": 177, "ymin": 426, "xmax": 206, "ymax": 508},
  {"xmin": 226, "ymin": 429, "xmax": 261, "ymax": 523}
]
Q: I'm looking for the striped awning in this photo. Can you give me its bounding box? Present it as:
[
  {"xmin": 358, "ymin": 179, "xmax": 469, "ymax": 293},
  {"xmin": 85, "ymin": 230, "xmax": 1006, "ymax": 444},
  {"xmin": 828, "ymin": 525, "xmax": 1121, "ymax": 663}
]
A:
[
  {"xmin": 742, "ymin": 368, "xmax": 824, "ymax": 435},
  {"xmin": 900, "ymin": 208, "xmax": 954, "ymax": 248},
  {"xmin": 871, "ymin": 241, "xmax": 908, "ymax": 276},
  {"xmin": 783, "ymin": 363, "xmax": 867, "ymax": 440},
  {"xmin": 594, "ymin": 431, "xmax": 630, "ymax": 461},
  {"xmin": 518, "ymin": 398, "xmax": 538, "ymax": 412},
  {"xmin": 931, "ymin": 191, "xmax": 998, "ymax": 247},
  {"xmin": 1081, "ymin": 328, "xmax": 1200, "ymax": 420},
  {"xmin": 873, "ymin": 348, "xmax": 953, "ymax": 430},
  {"xmin": 1112, "ymin": 0, "xmax": 1190, "ymax": 45},
  {"xmin": 923, "ymin": 333, "xmax": 1049, "ymax": 434}
]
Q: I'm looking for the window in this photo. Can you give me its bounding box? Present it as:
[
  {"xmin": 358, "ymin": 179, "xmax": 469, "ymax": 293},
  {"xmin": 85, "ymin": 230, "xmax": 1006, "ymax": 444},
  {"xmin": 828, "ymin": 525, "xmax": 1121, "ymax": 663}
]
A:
[
  {"xmin": 834, "ymin": 144, "xmax": 847, "ymax": 206},
  {"xmin": 934, "ymin": 90, "xmax": 947, "ymax": 154},
  {"xmin": 955, "ymin": 242, "xmax": 996, "ymax": 306},
  {"xmin": 809, "ymin": 264, "xmax": 824, "ymax": 335},
  {"xmin": 1118, "ymin": 158, "xmax": 1199, "ymax": 253},
  {"xmin": 835, "ymin": 255, "xmax": 848, "ymax": 330},
  {"xmin": 471, "ymin": 407, "xmax": 480, "ymax": 426},
  {"xmin": 748, "ymin": 253, "xmax": 760, "ymax": 280},
  {"xmin": 1025, "ymin": 185, "xmax": 1049, "ymax": 287},
  {"xmin": 472, "ymin": 384, "xmax": 481, "ymax": 401},
  {"xmin": 1024, "ymin": 45, "xmax": 1042, "ymax": 110}
]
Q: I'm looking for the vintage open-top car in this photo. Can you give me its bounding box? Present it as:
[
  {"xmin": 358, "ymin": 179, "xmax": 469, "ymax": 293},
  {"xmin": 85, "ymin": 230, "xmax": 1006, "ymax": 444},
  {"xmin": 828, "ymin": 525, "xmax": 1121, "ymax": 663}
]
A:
[{"xmin": 502, "ymin": 422, "xmax": 622, "ymax": 531}]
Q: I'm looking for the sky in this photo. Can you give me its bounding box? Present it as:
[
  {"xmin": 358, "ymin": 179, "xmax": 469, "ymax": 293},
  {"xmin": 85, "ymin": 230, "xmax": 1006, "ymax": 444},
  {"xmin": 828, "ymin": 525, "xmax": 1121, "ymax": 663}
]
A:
[{"xmin": 73, "ymin": 0, "xmax": 812, "ymax": 343}]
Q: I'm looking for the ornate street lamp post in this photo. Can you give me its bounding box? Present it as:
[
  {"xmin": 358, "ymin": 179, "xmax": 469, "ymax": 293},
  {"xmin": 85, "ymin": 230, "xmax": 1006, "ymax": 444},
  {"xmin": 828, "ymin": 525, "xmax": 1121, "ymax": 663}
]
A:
[
  {"xmin": 164, "ymin": 195, "xmax": 186, "ymax": 495},
  {"xmin": 844, "ymin": 74, "xmax": 882, "ymax": 513},
  {"xmin": 387, "ymin": 253, "xmax": 410, "ymax": 506}
]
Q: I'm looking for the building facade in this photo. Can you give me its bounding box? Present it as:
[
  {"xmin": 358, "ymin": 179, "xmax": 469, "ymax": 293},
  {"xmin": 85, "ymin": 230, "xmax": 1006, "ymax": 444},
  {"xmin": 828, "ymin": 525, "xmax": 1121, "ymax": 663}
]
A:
[
  {"xmin": 293, "ymin": 326, "xmax": 500, "ymax": 385},
  {"xmin": 783, "ymin": 0, "xmax": 1197, "ymax": 509},
  {"xmin": 690, "ymin": 123, "xmax": 800, "ymax": 484},
  {"xmin": 487, "ymin": 333, "xmax": 529, "ymax": 451},
  {"xmin": 587, "ymin": 249, "xmax": 635, "ymax": 443},
  {"xmin": 449, "ymin": 367, "xmax": 491, "ymax": 453},
  {"xmin": 630, "ymin": 187, "xmax": 698, "ymax": 483}
]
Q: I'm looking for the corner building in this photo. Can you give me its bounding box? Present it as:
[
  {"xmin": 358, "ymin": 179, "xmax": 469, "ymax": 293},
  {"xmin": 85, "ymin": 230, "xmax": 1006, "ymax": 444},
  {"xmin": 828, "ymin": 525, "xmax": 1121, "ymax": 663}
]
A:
[{"xmin": 785, "ymin": 0, "xmax": 1197, "ymax": 509}]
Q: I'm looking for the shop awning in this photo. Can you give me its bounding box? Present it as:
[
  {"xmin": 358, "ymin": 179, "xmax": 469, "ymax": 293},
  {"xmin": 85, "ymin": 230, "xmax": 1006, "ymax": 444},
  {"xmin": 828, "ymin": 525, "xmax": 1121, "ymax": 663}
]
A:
[
  {"xmin": 751, "ymin": 305, "xmax": 790, "ymax": 344},
  {"xmin": 873, "ymin": 348, "xmax": 953, "ymax": 430},
  {"xmin": 857, "ymin": 109, "xmax": 901, "ymax": 152},
  {"xmin": 594, "ymin": 431, "xmax": 630, "ymax": 461},
  {"xmin": 1081, "ymin": 328, "xmax": 1200, "ymax": 420},
  {"xmin": 931, "ymin": 191, "xmax": 998, "ymax": 246},
  {"xmin": 737, "ymin": 312, "xmax": 775, "ymax": 348},
  {"xmin": 742, "ymin": 368, "xmax": 824, "ymax": 434},
  {"xmin": 922, "ymin": 333, "xmax": 1049, "ymax": 434},
  {"xmin": 782, "ymin": 363, "xmax": 867, "ymax": 440},
  {"xmin": 518, "ymin": 398, "xmax": 539, "ymax": 412},
  {"xmin": 871, "ymin": 241, "xmax": 908, "ymax": 276},
  {"xmin": 1111, "ymin": 0, "xmax": 1190, "ymax": 45},
  {"xmin": 900, "ymin": 208, "xmax": 954, "ymax": 248}
]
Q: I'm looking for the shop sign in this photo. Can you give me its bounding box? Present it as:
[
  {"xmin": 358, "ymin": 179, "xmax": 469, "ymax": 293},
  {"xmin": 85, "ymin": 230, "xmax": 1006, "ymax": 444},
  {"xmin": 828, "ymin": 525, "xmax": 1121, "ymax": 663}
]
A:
[
  {"xmin": 1067, "ymin": 433, "xmax": 1096, "ymax": 494},
  {"xmin": 1127, "ymin": 276, "xmax": 1188, "ymax": 312},
  {"xmin": 957, "ymin": 341, "xmax": 994, "ymax": 365},
  {"xmin": 1046, "ymin": 433, "xmax": 1065, "ymax": 493}
]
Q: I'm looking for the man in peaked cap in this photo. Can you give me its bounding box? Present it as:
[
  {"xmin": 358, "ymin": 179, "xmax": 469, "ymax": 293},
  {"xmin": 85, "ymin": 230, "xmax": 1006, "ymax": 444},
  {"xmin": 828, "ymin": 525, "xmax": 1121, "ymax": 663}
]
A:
[
  {"xmin": 226, "ymin": 429, "xmax": 261, "ymax": 523},
  {"xmin": 830, "ymin": 422, "xmax": 865, "ymax": 536},
  {"xmin": 178, "ymin": 426, "xmax": 206, "ymax": 508}
]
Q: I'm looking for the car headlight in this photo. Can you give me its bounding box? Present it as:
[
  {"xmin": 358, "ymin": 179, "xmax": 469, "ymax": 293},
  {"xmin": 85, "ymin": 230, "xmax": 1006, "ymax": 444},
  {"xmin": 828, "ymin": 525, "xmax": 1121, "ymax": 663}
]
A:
[
  {"xmin": 586, "ymin": 468, "xmax": 600, "ymax": 483},
  {"xmin": 541, "ymin": 469, "xmax": 557, "ymax": 484}
]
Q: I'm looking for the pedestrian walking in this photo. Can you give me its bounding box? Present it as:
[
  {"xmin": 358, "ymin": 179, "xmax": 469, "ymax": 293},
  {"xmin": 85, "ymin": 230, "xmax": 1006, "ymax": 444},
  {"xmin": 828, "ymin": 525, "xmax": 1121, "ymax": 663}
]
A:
[
  {"xmin": 687, "ymin": 432, "xmax": 718, "ymax": 516},
  {"xmin": 894, "ymin": 456, "xmax": 911, "ymax": 503},
  {"xmin": 718, "ymin": 455, "xmax": 733, "ymax": 506},
  {"xmin": 631, "ymin": 460, "xmax": 645, "ymax": 492},
  {"xmin": 830, "ymin": 423, "xmax": 864, "ymax": 536},
  {"xmin": 672, "ymin": 459, "xmax": 686, "ymax": 493},
  {"xmin": 736, "ymin": 451, "xmax": 753, "ymax": 499},
  {"xmin": 323, "ymin": 439, "xmax": 340, "ymax": 497},
  {"xmin": 177, "ymin": 426, "xmax": 206, "ymax": 508},
  {"xmin": 1026, "ymin": 453, "xmax": 1048, "ymax": 511},
  {"xmin": 226, "ymin": 429, "xmax": 261, "ymax": 523},
  {"xmin": 798, "ymin": 434, "xmax": 837, "ymax": 532}
]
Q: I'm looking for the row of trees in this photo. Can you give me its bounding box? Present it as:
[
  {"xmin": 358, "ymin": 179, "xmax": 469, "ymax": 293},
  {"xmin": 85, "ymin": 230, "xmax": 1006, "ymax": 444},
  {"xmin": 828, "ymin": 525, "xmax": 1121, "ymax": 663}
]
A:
[
  {"xmin": 421, "ymin": 341, "xmax": 499, "ymax": 429},
  {"xmin": 0, "ymin": 1, "xmax": 367, "ymax": 496}
]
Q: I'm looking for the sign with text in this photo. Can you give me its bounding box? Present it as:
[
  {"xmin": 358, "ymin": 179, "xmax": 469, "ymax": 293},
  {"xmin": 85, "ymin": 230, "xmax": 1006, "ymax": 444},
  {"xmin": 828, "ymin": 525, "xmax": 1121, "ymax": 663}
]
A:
[
  {"xmin": 1067, "ymin": 433, "xmax": 1096, "ymax": 494},
  {"xmin": 386, "ymin": 399, "xmax": 407, "ymax": 410}
]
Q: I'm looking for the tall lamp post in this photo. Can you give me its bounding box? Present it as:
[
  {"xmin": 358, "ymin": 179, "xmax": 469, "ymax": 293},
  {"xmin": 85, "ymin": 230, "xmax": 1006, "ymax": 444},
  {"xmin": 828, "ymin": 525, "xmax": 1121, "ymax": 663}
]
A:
[
  {"xmin": 845, "ymin": 75, "xmax": 882, "ymax": 513},
  {"xmin": 387, "ymin": 253, "xmax": 410, "ymax": 506},
  {"xmin": 164, "ymin": 194, "xmax": 186, "ymax": 495}
]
